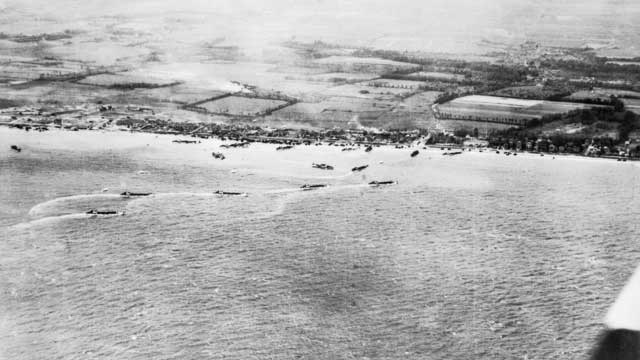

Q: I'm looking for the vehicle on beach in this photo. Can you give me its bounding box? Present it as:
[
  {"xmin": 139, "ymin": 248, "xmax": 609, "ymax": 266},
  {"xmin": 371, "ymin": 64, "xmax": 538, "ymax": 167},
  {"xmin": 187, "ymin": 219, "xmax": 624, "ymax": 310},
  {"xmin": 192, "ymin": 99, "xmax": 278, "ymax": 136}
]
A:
[
  {"xmin": 211, "ymin": 152, "xmax": 226, "ymax": 160},
  {"xmin": 120, "ymin": 191, "xmax": 153, "ymax": 198},
  {"xmin": 172, "ymin": 140, "xmax": 199, "ymax": 144},
  {"xmin": 86, "ymin": 209, "xmax": 125, "ymax": 216},
  {"xmin": 312, "ymin": 163, "xmax": 334, "ymax": 170},
  {"xmin": 351, "ymin": 165, "xmax": 368, "ymax": 172},
  {"xmin": 214, "ymin": 190, "xmax": 248, "ymax": 197},
  {"xmin": 368, "ymin": 180, "xmax": 397, "ymax": 187},
  {"xmin": 410, "ymin": 150, "xmax": 419, "ymax": 157},
  {"xmin": 300, "ymin": 184, "xmax": 327, "ymax": 191},
  {"xmin": 276, "ymin": 145, "xmax": 294, "ymax": 151},
  {"xmin": 10, "ymin": 145, "xmax": 21, "ymax": 152}
]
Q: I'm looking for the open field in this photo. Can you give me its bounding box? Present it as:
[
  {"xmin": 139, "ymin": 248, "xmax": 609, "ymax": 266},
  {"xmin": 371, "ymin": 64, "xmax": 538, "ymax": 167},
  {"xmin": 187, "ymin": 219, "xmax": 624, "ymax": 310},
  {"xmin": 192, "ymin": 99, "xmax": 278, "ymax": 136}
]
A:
[
  {"xmin": 566, "ymin": 88, "xmax": 640, "ymax": 101},
  {"xmin": 406, "ymin": 71, "xmax": 464, "ymax": 81},
  {"xmin": 78, "ymin": 71, "xmax": 180, "ymax": 88},
  {"xmin": 131, "ymin": 85, "xmax": 228, "ymax": 105},
  {"xmin": 366, "ymin": 79, "xmax": 426, "ymax": 89},
  {"xmin": 285, "ymin": 72, "xmax": 379, "ymax": 83},
  {"xmin": 197, "ymin": 96, "xmax": 289, "ymax": 116},
  {"xmin": 436, "ymin": 95, "xmax": 605, "ymax": 124},
  {"xmin": 312, "ymin": 56, "xmax": 420, "ymax": 74}
]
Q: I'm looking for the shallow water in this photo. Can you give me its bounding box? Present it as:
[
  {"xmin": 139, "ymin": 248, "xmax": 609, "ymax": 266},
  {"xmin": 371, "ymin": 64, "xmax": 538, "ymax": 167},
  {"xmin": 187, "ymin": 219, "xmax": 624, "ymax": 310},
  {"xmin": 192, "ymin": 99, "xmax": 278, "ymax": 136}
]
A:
[{"xmin": 1, "ymin": 128, "xmax": 640, "ymax": 359}]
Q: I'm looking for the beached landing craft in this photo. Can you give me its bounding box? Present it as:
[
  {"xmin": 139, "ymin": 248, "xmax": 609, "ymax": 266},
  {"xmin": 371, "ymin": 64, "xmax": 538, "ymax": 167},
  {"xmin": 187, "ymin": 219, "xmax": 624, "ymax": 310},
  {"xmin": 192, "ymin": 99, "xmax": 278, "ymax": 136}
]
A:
[
  {"xmin": 368, "ymin": 180, "xmax": 397, "ymax": 187},
  {"xmin": 214, "ymin": 190, "xmax": 248, "ymax": 197},
  {"xmin": 220, "ymin": 142, "xmax": 250, "ymax": 149},
  {"xmin": 120, "ymin": 191, "xmax": 153, "ymax": 198},
  {"xmin": 365, "ymin": 145, "xmax": 373, "ymax": 152},
  {"xmin": 410, "ymin": 150, "xmax": 419, "ymax": 157},
  {"xmin": 351, "ymin": 165, "xmax": 369, "ymax": 172},
  {"xmin": 300, "ymin": 184, "xmax": 327, "ymax": 191},
  {"xmin": 211, "ymin": 152, "xmax": 226, "ymax": 160},
  {"xmin": 312, "ymin": 163, "xmax": 334, "ymax": 170},
  {"xmin": 10, "ymin": 145, "xmax": 21, "ymax": 152},
  {"xmin": 276, "ymin": 145, "xmax": 294, "ymax": 151},
  {"xmin": 172, "ymin": 140, "xmax": 199, "ymax": 144},
  {"xmin": 443, "ymin": 151, "xmax": 463, "ymax": 156}
]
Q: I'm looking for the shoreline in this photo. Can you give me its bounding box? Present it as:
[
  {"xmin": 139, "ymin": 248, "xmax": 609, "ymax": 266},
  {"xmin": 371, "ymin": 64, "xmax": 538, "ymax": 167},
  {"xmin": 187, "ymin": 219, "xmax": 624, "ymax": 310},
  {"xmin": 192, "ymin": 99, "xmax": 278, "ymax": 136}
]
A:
[{"xmin": 1, "ymin": 124, "xmax": 637, "ymax": 165}]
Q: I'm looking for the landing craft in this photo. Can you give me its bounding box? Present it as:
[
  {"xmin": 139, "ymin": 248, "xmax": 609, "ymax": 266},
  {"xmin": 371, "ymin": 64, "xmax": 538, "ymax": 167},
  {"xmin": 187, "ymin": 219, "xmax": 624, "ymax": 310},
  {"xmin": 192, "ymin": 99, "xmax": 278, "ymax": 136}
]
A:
[
  {"xmin": 443, "ymin": 151, "xmax": 462, "ymax": 156},
  {"xmin": 10, "ymin": 145, "xmax": 21, "ymax": 152},
  {"xmin": 172, "ymin": 140, "xmax": 199, "ymax": 144},
  {"xmin": 276, "ymin": 145, "xmax": 294, "ymax": 151},
  {"xmin": 86, "ymin": 209, "xmax": 125, "ymax": 217},
  {"xmin": 411, "ymin": 150, "xmax": 419, "ymax": 157},
  {"xmin": 120, "ymin": 191, "xmax": 152, "ymax": 198},
  {"xmin": 214, "ymin": 190, "xmax": 247, "ymax": 197},
  {"xmin": 351, "ymin": 165, "xmax": 369, "ymax": 172},
  {"xmin": 221, "ymin": 142, "xmax": 250, "ymax": 149},
  {"xmin": 300, "ymin": 184, "xmax": 327, "ymax": 191},
  {"xmin": 312, "ymin": 163, "xmax": 334, "ymax": 170},
  {"xmin": 365, "ymin": 145, "xmax": 373, "ymax": 152},
  {"xmin": 368, "ymin": 180, "xmax": 396, "ymax": 187}
]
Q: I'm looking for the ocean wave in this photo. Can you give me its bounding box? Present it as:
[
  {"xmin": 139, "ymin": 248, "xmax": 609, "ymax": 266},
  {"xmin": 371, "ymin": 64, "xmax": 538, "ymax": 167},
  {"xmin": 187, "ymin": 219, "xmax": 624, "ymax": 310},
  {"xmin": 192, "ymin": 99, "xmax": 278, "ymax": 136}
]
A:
[
  {"xmin": 10, "ymin": 213, "xmax": 94, "ymax": 230},
  {"xmin": 28, "ymin": 193, "xmax": 124, "ymax": 217}
]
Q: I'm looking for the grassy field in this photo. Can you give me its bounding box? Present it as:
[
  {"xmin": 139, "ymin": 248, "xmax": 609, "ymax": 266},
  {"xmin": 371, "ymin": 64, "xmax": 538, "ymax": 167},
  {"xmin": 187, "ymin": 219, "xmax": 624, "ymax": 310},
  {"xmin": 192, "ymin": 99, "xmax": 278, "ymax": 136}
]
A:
[
  {"xmin": 78, "ymin": 72, "xmax": 179, "ymax": 87},
  {"xmin": 197, "ymin": 96, "xmax": 288, "ymax": 116},
  {"xmin": 436, "ymin": 95, "xmax": 603, "ymax": 122}
]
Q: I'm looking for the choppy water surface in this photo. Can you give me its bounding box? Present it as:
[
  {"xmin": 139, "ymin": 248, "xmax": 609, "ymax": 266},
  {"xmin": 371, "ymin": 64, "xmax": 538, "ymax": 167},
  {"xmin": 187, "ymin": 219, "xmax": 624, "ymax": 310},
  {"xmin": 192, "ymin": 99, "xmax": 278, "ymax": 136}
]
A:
[{"xmin": 1, "ymin": 128, "xmax": 640, "ymax": 359}]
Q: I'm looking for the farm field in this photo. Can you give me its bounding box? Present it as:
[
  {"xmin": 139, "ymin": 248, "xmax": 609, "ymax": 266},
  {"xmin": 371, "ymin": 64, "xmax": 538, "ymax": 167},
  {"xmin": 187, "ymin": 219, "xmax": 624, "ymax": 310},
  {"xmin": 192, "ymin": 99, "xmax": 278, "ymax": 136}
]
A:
[
  {"xmin": 623, "ymin": 98, "xmax": 640, "ymax": 114},
  {"xmin": 566, "ymin": 88, "xmax": 640, "ymax": 101},
  {"xmin": 406, "ymin": 71, "xmax": 464, "ymax": 81},
  {"xmin": 0, "ymin": 81, "xmax": 124, "ymax": 105},
  {"xmin": 312, "ymin": 56, "xmax": 420, "ymax": 74},
  {"xmin": 132, "ymin": 85, "xmax": 227, "ymax": 105},
  {"xmin": 78, "ymin": 71, "xmax": 179, "ymax": 87},
  {"xmin": 366, "ymin": 79, "xmax": 426, "ymax": 89},
  {"xmin": 197, "ymin": 96, "xmax": 288, "ymax": 116},
  {"xmin": 326, "ymin": 83, "xmax": 414, "ymax": 100},
  {"xmin": 285, "ymin": 72, "xmax": 379, "ymax": 83},
  {"xmin": 436, "ymin": 95, "xmax": 605, "ymax": 122}
]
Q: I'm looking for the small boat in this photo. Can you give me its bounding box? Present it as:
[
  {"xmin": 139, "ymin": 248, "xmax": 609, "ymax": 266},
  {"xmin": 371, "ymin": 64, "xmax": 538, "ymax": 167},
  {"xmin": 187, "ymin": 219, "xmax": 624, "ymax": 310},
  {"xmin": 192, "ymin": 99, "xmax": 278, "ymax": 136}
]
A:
[
  {"xmin": 351, "ymin": 165, "xmax": 369, "ymax": 172},
  {"xmin": 276, "ymin": 145, "xmax": 294, "ymax": 151},
  {"xmin": 312, "ymin": 163, "xmax": 334, "ymax": 170},
  {"xmin": 410, "ymin": 150, "xmax": 419, "ymax": 157},
  {"xmin": 365, "ymin": 145, "xmax": 373, "ymax": 152},
  {"xmin": 120, "ymin": 191, "xmax": 152, "ymax": 198},
  {"xmin": 369, "ymin": 180, "xmax": 396, "ymax": 187},
  {"xmin": 214, "ymin": 190, "xmax": 247, "ymax": 197},
  {"xmin": 172, "ymin": 140, "xmax": 198, "ymax": 144},
  {"xmin": 496, "ymin": 151, "xmax": 500, "ymax": 154},
  {"xmin": 212, "ymin": 152, "xmax": 226, "ymax": 160},
  {"xmin": 300, "ymin": 184, "xmax": 327, "ymax": 191},
  {"xmin": 86, "ymin": 209, "xmax": 124, "ymax": 216},
  {"xmin": 10, "ymin": 145, "xmax": 21, "ymax": 152}
]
